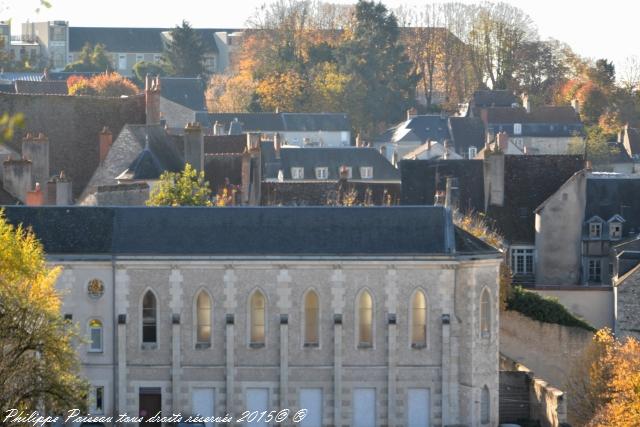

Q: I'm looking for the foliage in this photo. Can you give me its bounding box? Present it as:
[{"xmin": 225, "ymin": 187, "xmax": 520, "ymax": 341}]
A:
[
  {"xmin": 67, "ymin": 73, "xmax": 139, "ymax": 97},
  {"xmin": 63, "ymin": 43, "xmax": 112, "ymax": 72},
  {"xmin": 507, "ymin": 286, "xmax": 595, "ymax": 331},
  {"xmin": 146, "ymin": 164, "xmax": 213, "ymax": 206},
  {"xmin": 132, "ymin": 61, "xmax": 168, "ymax": 83},
  {"xmin": 162, "ymin": 20, "xmax": 207, "ymax": 78},
  {"xmin": 0, "ymin": 211, "xmax": 88, "ymax": 416},
  {"xmin": 0, "ymin": 112, "xmax": 25, "ymax": 142},
  {"xmin": 568, "ymin": 125, "xmax": 620, "ymax": 165}
]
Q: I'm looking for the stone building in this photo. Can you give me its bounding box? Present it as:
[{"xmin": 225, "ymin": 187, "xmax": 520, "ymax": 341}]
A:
[{"xmin": 3, "ymin": 205, "xmax": 501, "ymax": 427}]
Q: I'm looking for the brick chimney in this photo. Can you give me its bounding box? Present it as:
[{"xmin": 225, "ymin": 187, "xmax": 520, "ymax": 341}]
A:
[
  {"xmin": 183, "ymin": 122, "xmax": 204, "ymax": 172},
  {"xmin": 3, "ymin": 157, "xmax": 32, "ymax": 202},
  {"xmin": 46, "ymin": 171, "xmax": 72, "ymax": 205},
  {"xmin": 145, "ymin": 75, "xmax": 161, "ymax": 125},
  {"xmin": 496, "ymin": 131, "xmax": 509, "ymax": 151},
  {"xmin": 21, "ymin": 132, "xmax": 49, "ymax": 198},
  {"xmin": 274, "ymin": 132, "xmax": 281, "ymax": 159},
  {"xmin": 246, "ymin": 132, "xmax": 260, "ymax": 152},
  {"xmin": 99, "ymin": 126, "xmax": 113, "ymax": 163},
  {"xmin": 26, "ymin": 182, "xmax": 44, "ymax": 206}
]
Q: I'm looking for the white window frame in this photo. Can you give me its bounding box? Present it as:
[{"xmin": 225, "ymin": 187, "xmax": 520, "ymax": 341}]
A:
[
  {"xmin": 513, "ymin": 123, "xmax": 522, "ymax": 135},
  {"xmin": 88, "ymin": 319, "xmax": 103, "ymax": 353},
  {"xmin": 291, "ymin": 167, "xmax": 304, "ymax": 180},
  {"xmin": 359, "ymin": 166, "xmax": 373, "ymax": 179},
  {"xmin": 315, "ymin": 167, "xmax": 329, "ymax": 180},
  {"xmin": 118, "ymin": 53, "xmax": 127, "ymax": 70},
  {"xmin": 136, "ymin": 53, "xmax": 144, "ymax": 63},
  {"xmin": 610, "ymin": 222, "xmax": 622, "ymax": 240},
  {"xmin": 589, "ymin": 222, "xmax": 602, "ymax": 239},
  {"xmin": 510, "ymin": 246, "xmax": 534, "ymax": 275},
  {"xmin": 468, "ymin": 146, "xmax": 477, "ymax": 159},
  {"xmin": 194, "ymin": 289, "xmax": 213, "ymax": 349}
]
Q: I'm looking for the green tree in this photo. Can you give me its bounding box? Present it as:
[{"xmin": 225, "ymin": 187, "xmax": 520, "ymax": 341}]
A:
[
  {"xmin": 588, "ymin": 58, "xmax": 616, "ymax": 90},
  {"xmin": 568, "ymin": 126, "xmax": 619, "ymax": 166},
  {"xmin": 0, "ymin": 211, "xmax": 88, "ymax": 416},
  {"xmin": 63, "ymin": 43, "xmax": 112, "ymax": 72},
  {"xmin": 132, "ymin": 60, "xmax": 167, "ymax": 83},
  {"xmin": 146, "ymin": 164, "xmax": 213, "ymax": 206},
  {"xmin": 162, "ymin": 20, "xmax": 207, "ymax": 77},
  {"xmin": 339, "ymin": 0, "xmax": 416, "ymax": 136}
]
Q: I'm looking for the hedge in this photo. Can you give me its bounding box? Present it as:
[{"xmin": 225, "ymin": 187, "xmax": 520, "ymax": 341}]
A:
[{"xmin": 507, "ymin": 286, "xmax": 596, "ymax": 332}]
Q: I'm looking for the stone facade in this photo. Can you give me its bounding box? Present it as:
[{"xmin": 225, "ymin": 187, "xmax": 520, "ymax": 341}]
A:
[
  {"xmin": 614, "ymin": 264, "xmax": 640, "ymax": 340},
  {"xmin": 59, "ymin": 258, "xmax": 499, "ymax": 427}
]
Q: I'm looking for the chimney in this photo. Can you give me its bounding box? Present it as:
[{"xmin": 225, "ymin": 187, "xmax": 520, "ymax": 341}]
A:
[
  {"xmin": 571, "ymin": 99, "xmax": 580, "ymax": 115},
  {"xmin": 99, "ymin": 126, "xmax": 113, "ymax": 163},
  {"xmin": 213, "ymin": 121, "xmax": 224, "ymax": 136},
  {"xmin": 3, "ymin": 157, "xmax": 32, "ymax": 202},
  {"xmin": 355, "ymin": 133, "xmax": 362, "ymax": 148},
  {"xmin": 183, "ymin": 122, "xmax": 204, "ymax": 172},
  {"xmin": 246, "ymin": 132, "xmax": 260, "ymax": 152},
  {"xmin": 274, "ymin": 132, "xmax": 281, "ymax": 159},
  {"xmin": 585, "ymin": 160, "xmax": 593, "ymax": 171},
  {"xmin": 406, "ymin": 107, "xmax": 418, "ymax": 121},
  {"xmin": 145, "ymin": 75, "xmax": 161, "ymax": 125},
  {"xmin": 339, "ymin": 165, "xmax": 350, "ymax": 180},
  {"xmin": 443, "ymin": 140, "xmax": 451, "ymax": 160},
  {"xmin": 46, "ymin": 171, "xmax": 72, "ymax": 205},
  {"xmin": 228, "ymin": 118, "xmax": 243, "ymax": 135},
  {"xmin": 483, "ymin": 147, "xmax": 505, "ymax": 210},
  {"xmin": 25, "ymin": 182, "xmax": 43, "ymax": 206},
  {"xmin": 522, "ymin": 93, "xmax": 531, "ymax": 113},
  {"xmin": 444, "ymin": 177, "xmax": 459, "ymax": 210},
  {"xmin": 21, "ymin": 132, "xmax": 49, "ymax": 198},
  {"xmin": 497, "ymin": 131, "xmax": 509, "ymax": 151}
]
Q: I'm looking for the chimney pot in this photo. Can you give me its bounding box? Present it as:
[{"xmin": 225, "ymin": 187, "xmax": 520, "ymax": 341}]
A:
[{"xmin": 99, "ymin": 127, "xmax": 113, "ymax": 163}]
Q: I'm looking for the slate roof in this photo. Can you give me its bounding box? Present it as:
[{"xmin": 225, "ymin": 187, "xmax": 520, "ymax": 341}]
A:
[
  {"xmin": 400, "ymin": 155, "xmax": 585, "ymax": 244},
  {"xmin": 160, "ymin": 77, "xmax": 206, "ymax": 111},
  {"xmin": 262, "ymin": 145, "xmax": 400, "ymax": 181},
  {"xmin": 585, "ymin": 175, "xmax": 640, "ymax": 237},
  {"xmin": 69, "ymin": 27, "xmax": 238, "ymax": 54},
  {"xmin": 448, "ymin": 117, "xmax": 485, "ymax": 153},
  {"xmin": 0, "ymin": 206, "xmax": 501, "ymax": 256},
  {"xmin": 0, "ymin": 186, "xmax": 20, "ymax": 205},
  {"xmin": 624, "ymin": 127, "xmax": 640, "ymax": 157},
  {"xmin": 374, "ymin": 115, "xmax": 450, "ymax": 145},
  {"xmin": 204, "ymin": 135, "xmax": 246, "ymax": 154},
  {"xmin": 14, "ymin": 80, "xmax": 68, "ymax": 95},
  {"xmin": 471, "ymin": 90, "xmax": 517, "ymax": 108},
  {"xmin": 195, "ymin": 112, "xmax": 351, "ymax": 133},
  {"xmin": 486, "ymin": 106, "xmax": 581, "ymax": 124},
  {"xmin": 0, "ymin": 72, "xmax": 43, "ymax": 83}
]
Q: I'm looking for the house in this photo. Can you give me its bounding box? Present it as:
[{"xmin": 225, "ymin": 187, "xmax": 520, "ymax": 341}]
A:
[
  {"xmin": 401, "ymin": 154, "xmax": 585, "ymax": 283},
  {"xmin": 482, "ymin": 103, "xmax": 583, "ymax": 155},
  {"xmin": 536, "ymin": 171, "xmax": 640, "ymax": 286},
  {"xmin": 14, "ymin": 79, "xmax": 69, "ymax": 95},
  {"xmin": 261, "ymin": 140, "xmax": 400, "ymax": 205},
  {"xmin": 403, "ymin": 141, "xmax": 462, "ymax": 161},
  {"xmin": 448, "ymin": 116, "xmax": 486, "ymax": 159},
  {"xmin": 2, "ymin": 205, "xmax": 501, "ymax": 427},
  {"xmin": 195, "ymin": 112, "xmax": 352, "ymax": 147},
  {"xmin": 462, "ymin": 89, "xmax": 518, "ymax": 118}
]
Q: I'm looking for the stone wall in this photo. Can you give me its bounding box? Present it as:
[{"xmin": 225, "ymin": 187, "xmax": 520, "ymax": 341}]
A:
[
  {"xmin": 615, "ymin": 265, "xmax": 640, "ymax": 340},
  {"xmin": 529, "ymin": 286, "xmax": 613, "ymax": 329},
  {"xmin": 0, "ymin": 93, "xmax": 145, "ymax": 199}
]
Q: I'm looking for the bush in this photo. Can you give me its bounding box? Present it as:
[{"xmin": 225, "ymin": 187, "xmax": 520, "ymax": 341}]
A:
[
  {"xmin": 67, "ymin": 73, "xmax": 139, "ymax": 97},
  {"xmin": 507, "ymin": 286, "xmax": 595, "ymax": 331}
]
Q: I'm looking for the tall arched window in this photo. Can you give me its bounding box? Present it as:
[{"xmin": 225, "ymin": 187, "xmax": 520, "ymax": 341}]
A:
[
  {"xmin": 142, "ymin": 290, "xmax": 157, "ymax": 344},
  {"xmin": 304, "ymin": 290, "xmax": 319, "ymax": 346},
  {"xmin": 480, "ymin": 289, "xmax": 491, "ymax": 338},
  {"xmin": 411, "ymin": 290, "xmax": 427, "ymax": 348},
  {"xmin": 250, "ymin": 291, "xmax": 266, "ymax": 346},
  {"xmin": 481, "ymin": 385, "xmax": 490, "ymax": 424},
  {"xmin": 196, "ymin": 291, "xmax": 212, "ymax": 346},
  {"xmin": 89, "ymin": 319, "xmax": 103, "ymax": 352},
  {"xmin": 358, "ymin": 290, "xmax": 373, "ymax": 347}
]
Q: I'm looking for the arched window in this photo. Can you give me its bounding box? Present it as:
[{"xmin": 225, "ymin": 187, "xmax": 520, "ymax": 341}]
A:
[
  {"xmin": 196, "ymin": 291, "xmax": 212, "ymax": 346},
  {"xmin": 89, "ymin": 319, "xmax": 103, "ymax": 352},
  {"xmin": 480, "ymin": 289, "xmax": 491, "ymax": 338},
  {"xmin": 358, "ymin": 290, "xmax": 373, "ymax": 347},
  {"xmin": 304, "ymin": 290, "xmax": 319, "ymax": 346},
  {"xmin": 250, "ymin": 291, "xmax": 266, "ymax": 346},
  {"xmin": 411, "ymin": 290, "xmax": 427, "ymax": 348},
  {"xmin": 142, "ymin": 291, "xmax": 157, "ymax": 344},
  {"xmin": 481, "ymin": 385, "xmax": 490, "ymax": 424}
]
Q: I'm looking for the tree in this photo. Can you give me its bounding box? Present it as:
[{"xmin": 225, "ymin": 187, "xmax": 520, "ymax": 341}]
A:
[
  {"xmin": 0, "ymin": 211, "xmax": 88, "ymax": 416},
  {"xmin": 588, "ymin": 58, "xmax": 616, "ymax": 90},
  {"xmin": 162, "ymin": 20, "xmax": 207, "ymax": 78},
  {"xmin": 339, "ymin": 0, "xmax": 416, "ymax": 136},
  {"xmin": 146, "ymin": 164, "xmax": 213, "ymax": 206},
  {"xmin": 132, "ymin": 61, "xmax": 167, "ymax": 83},
  {"xmin": 63, "ymin": 43, "xmax": 112, "ymax": 72},
  {"xmin": 568, "ymin": 125, "xmax": 619, "ymax": 165},
  {"xmin": 67, "ymin": 73, "xmax": 139, "ymax": 97}
]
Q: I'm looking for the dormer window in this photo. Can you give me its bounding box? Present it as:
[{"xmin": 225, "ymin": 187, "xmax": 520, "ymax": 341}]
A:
[
  {"xmin": 468, "ymin": 146, "xmax": 477, "ymax": 159},
  {"xmin": 514, "ymin": 123, "xmax": 522, "ymax": 135},
  {"xmin": 610, "ymin": 222, "xmax": 622, "ymax": 240},
  {"xmin": 315, "ymin": 167, "xmax": 329, "ymax": 180},
  {"xmin": 291, "ymin": 167, "xmax": 304, "ymax": 180},
  {"xmin": 589, "ymin": 223, "xmax": 602, "ymax": 239},
  {"xmin": 360, "ymin": 167, "xmax": 373, "ymax": 179}
]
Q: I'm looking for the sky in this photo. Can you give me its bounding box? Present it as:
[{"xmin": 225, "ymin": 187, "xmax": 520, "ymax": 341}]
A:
[{"xmin": 5, "ymin": 0, "xmax": 640, "ymax": 74}]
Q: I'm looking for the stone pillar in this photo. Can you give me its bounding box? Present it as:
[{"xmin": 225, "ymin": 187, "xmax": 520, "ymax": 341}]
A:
[
  {"xmin": 224, "ymin": 267, "xmax": 237, "ymax": 417},
  {"xmin": 47, "ymin": 171, "xmax": 72, "ymax": 205},
  {"xmin": 145, "ymin": 75, "xmax": 161, "ymax": 125},
  {"xmin": 3, "ymin": 158, "xmax": 32, "ymax": 202},
  {"xmin": 331, "ymin": 267, "xmax": 345, "ymax": 427},
  {"xmin": 183, "ymin": 122, "xmax": 204, "ymax": 172},
  {"xmin": 22, "ymin": 133, "xmax": 49, "ymax": 198},
  {"xmin": 276, "ymin": 268, "xmax": 291, "ymax": 419},
  {"xmin": 385, "ymin": 268, "xmax": 398, "ymax": 426},
  {"xmin": 441, "ymin": 314, "xmax": 451, "ymax": 426},
  {"xmin": 169, "ymin": 269, "xmax": 184, "ymax": 413},
  {"xmin": 115, "ymin": 268, "xmax": 130, "ymax": 417}
]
